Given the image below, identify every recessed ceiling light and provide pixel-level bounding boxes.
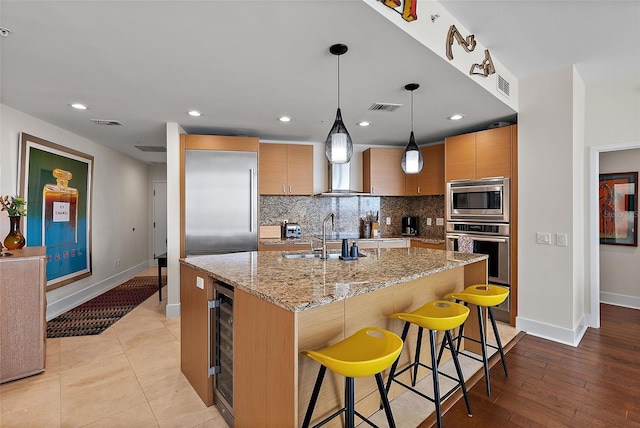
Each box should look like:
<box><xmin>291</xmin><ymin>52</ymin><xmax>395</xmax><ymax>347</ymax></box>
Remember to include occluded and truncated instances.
<box><xmin>278</xmin><ymin>116</ymin><xmax>292</xmax><ymax>122</ymax></box>
<box><xmin>448</xmin><ymin>114</ymin><xmax>465</xmax><ymax>121</ymax></box>
<box><xmin>70</xmin><ymin>103</ymin><xmax>88</xmax><ymax>110</ymax></box>
<box><xmin>357</xmin><ymin>121</ymin><xmax>372</xmax><ymax>127</ymax></box>
<box><xmin>187</xmin><ymin>110</ymin><xmax>202</xmax><ymax>117</ymax></box>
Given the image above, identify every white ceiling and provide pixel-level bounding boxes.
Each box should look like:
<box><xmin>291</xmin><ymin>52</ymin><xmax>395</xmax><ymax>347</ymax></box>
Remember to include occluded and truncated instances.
<box><xmin>1</xmin><ymin>1</ymin><xmax>638</xmax><ymax>164</ymax></box>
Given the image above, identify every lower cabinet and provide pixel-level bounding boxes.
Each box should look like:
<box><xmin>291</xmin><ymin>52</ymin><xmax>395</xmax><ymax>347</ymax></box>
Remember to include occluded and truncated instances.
<box><xmin>0</xmin><ymin>247</ymin><xmax>47</xmax><ymax>384</ymax></box>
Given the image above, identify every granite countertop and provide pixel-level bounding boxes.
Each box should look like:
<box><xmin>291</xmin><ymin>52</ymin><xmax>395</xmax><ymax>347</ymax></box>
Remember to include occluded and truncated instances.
<box><xmin>259</xmin><ymin>236</ymin><xmax>444</xmax><ymax>244</ymax></box>
<box><xmin>180</xmin><ymin>248</ymin><xmax>485</xmax><ymax>312</ymax></box>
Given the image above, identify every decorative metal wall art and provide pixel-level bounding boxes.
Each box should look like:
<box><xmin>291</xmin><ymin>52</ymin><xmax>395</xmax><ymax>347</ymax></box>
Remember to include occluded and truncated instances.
<box><xmin>470</xmin><ymin>49</ymin><xmax>496</xmax><ymax>77</ymax></box>
<box><xmin>382</xmin><ymin>0</ymin><xmax>417</xmax><ymax>22</ymax></box>
<box><xmin>446</xmin><ymin>25</ymin><xmax>476</xmax><ymax>60</ymax></box>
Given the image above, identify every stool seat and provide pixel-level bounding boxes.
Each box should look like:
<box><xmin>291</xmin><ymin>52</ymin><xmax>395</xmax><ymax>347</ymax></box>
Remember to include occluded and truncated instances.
<box><xmin>445</xmin><ymin>284</ymin><xmax>509</xmax><ymax>307</ymax></box>
<box><xmin>441</xmin><ymin>284</ymin><xmax>510</xmax><ymax>396</ymax></box>
<box><xmin>391</xmin><ymin>300</ymin><xmax>470</xmax><ymax>332</ymax></box>
<box><xmin>302</xmin><ymin>327</ymin><xmax>403</xmax><ymax>378</ymax></box>
<box><xmin>302</xmin><ymin>327</ymin><xmax>403</xmax><ymax>428</ymax></box>
<box><xmin>386</xmin><ymin>300</ymin><xmax>472</xmax><ymax>428</ymax></box>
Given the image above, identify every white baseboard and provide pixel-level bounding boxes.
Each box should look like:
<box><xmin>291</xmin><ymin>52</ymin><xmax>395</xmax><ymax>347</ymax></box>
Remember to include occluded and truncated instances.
<box><xmin>515</xmin><ymin>313</ymin><xmax>588</xmax><ymax>347</ymax></box>
<box><xmin>600</xmin><ymin>291</ymin><xmax>640</xmax><ymax>310</ymax></box>
<box><xmin>166</xmin><ymin>303</ymin><xmax>180</xmax><ymax>318</ymax></box>
<box><xmin>46</xmin><ymin>261</ymin><xmax>149</xmax><ymax>321</ymax></box>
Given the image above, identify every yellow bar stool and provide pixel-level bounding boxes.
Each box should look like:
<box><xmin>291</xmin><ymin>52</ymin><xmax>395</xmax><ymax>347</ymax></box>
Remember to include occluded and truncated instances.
<box><xmin>301</xmin><ymin>327</ymin><xmax>403</xmax><ymax>428</ymax></box>
<box><xmin>385</xmin><ymin>300</ymin><xmax>472</xmax><ymax>428</ymax></box>
<box><xmin>440</xmin><ymin>284</ymin><xmax>509</xmax><ymax>396</ymax></box>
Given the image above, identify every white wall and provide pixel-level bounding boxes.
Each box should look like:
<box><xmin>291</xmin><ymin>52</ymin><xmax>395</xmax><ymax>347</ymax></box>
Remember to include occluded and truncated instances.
<box><xmin>0</xmin><ymin>104</ymin><xmax>151</xmax><ymax>319</ymax></box>
<box><xmin>517</xmin><ymin>66</ymin><xmax>587</xmax><ymax>345</ymax></box>
<box><xmin>148</xmin><ymin>163</ymin><xmax>167</xmax><ymax>264</ymax></box>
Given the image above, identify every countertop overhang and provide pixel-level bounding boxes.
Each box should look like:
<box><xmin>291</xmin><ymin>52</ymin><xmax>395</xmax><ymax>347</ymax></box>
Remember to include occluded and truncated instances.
<box><xmin>180</xmin><ymin>248</ymin><xmax>486</xmax><ymax>312</ymax></box>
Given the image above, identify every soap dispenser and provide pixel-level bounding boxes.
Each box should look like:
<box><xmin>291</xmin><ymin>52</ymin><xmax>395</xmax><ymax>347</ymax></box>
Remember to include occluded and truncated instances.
<box><xmin>350</xmin><ymin>241</ymin><xmax>359</xmax><ymax>258</ymax></box>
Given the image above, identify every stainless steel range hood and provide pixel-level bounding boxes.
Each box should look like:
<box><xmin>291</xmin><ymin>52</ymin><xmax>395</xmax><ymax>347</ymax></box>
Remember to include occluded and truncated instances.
<box><xmin>318</xmin><ymin>162</ymin><xmax>370</xmax><ymax>196</ymax></box>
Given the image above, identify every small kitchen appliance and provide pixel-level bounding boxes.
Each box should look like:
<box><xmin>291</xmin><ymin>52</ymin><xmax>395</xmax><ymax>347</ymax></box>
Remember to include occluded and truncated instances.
<box><xmin>283</xmin><ymin>222</ymin><xmax>301</xmax><ymax>238</ymax></box>
<box><xmin>402</xmin><ymin>216</ymin><xmax>419</xmax><ymax>236</ymax></box>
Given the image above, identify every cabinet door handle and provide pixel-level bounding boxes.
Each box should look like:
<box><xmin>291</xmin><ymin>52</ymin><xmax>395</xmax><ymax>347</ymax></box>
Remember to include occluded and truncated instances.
<box><xmin>282</xmin><ymin>185</ymin><xmax>286</xmax><ymax>193</ymax></box>
<box><xmin>372</xmin><ymin>186</ymin><xmax>375</xmax><ymax>194</ymax></box>
<box><xmin>289</xmin><ymin>185</ymin><xmax>292</xmax><ymax>193</ymax></box>
<box><xmin>417</xmin><ymin>186</ymin><xmax>421</xmax><ymax>194</ymax></box>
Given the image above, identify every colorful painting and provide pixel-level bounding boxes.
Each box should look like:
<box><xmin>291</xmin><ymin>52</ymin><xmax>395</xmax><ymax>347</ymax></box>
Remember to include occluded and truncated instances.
<box><xmin>19</xmin><ymin>133</ymin><xmax>93</xmax><ymax>290</ymax></box>
<box><xmin>599</xmin><ymin>172</ymin><xmax>637</xmax><ymax>246</ymax></box>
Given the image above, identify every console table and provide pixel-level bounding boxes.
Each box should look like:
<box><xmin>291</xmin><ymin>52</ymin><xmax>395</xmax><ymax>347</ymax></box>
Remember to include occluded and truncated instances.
<box><xmin>0</xmin><ymin>246</ymin><xmax>47</xmax><ymax>383</ymax></box>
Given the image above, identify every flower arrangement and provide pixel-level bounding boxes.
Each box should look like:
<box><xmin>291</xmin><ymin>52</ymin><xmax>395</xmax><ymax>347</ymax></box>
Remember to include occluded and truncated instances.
<box><xmin>0</xmin><ymin>195</ymin><xmax>27</xmax><ymax>216</ymax></box>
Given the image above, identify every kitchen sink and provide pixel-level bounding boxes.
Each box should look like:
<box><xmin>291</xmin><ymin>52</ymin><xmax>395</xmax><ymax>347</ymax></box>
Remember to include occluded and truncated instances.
<box><xmin>282</xmin><ymin>251</ymin><xmax>365</xmax><ymax>260</ymax></box>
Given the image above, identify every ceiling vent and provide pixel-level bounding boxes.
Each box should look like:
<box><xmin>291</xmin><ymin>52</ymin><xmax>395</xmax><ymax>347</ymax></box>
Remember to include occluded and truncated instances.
<box><xmin>497</xmin><ymin>74</ymin><xmax>510</xmax><ymax>98</ymax></box>
<box><xmin>368</xmin><ymin>102</ymin><xmax>402</xmax><ymax>112</ymax></box>
<box><xmin>135</xmin><ymin>145</ymin><xmax>166</xmax><ymax>152</ymax></box>
<box><xmin>91</xmin><ymin>119</ymin><xmax>124</xmax><ymax>126</ymax></box>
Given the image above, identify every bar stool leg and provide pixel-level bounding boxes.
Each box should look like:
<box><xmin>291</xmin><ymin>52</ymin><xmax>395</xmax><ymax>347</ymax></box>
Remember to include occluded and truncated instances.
<box><xmin>385</xmin><ymin>322</ymin><xmax>410</xmax><ymax>394</ymax></box>
<box><xmin>375</xmin><ymin>373</ymin><xmax>396</xmax><ymax>428</ymax></box>
<box><xmin>445</xmin><ymin>330</ymin><xmax>472</xmax><ymax>416</ymax></box>
<box><xmin>345</xmin><ymin>377</ymin><xmax>355</xmax><ymax>428</ymax></box>
<box><xmin>413</xmin><ymin>327</ymin><xmax>424</xmax><ymax>386</ymax></box>
<box><xmin>302</xmin><ymin>366</ymin><xmax>327</xmax><ymax>428</ymax></box>
<box><xmin>429</xmin><ymin>330</ymin><xmax>443</xmax><ymax>428</ymax></box>
<box><xmin>476</xmin><ymin>305</ymin><xmax>492</xmax><ymax>396</ymax></box>
<box><xmin>488</xmin><ymin>307</ymin><xmax>509</xmax><ymax>376</ymax></box>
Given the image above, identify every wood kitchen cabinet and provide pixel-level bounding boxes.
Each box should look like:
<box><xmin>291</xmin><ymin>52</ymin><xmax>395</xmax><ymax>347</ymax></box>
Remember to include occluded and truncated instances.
<box><xmin>405</xmin><ymin>144</ymin><xmax>445</xmax><ymax>195</ymax></box>
<box><xmin>0</xmin><ymin>247</ymin><xmax>47</xmax><ymax>384</ymax></box>
<box><xmin>362</xmin><ymin>148</ymin><xmax>405</xmax><ymax>196</ymax></box>
<box><xmin>259</xmin><ymin>143</ymin><xmax>313</xmax><ymax>195</ymax></box>
<box><xmin>445</xmin><ymin>125</ymin><xmax>514</xmax><ymax>181</ymax></box>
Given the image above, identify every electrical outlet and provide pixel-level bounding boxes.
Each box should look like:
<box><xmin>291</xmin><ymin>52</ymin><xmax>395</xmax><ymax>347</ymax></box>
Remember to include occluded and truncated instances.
<box><xmin>436</xmin><ymin>218</ymin><xmax>444</xmax><ymax>226</ymax></box>
<box><xmin>427</xmin><ymin>218</ymin><xmax>432</xmax><ymax>226</ymax></box>
<box><xmin>196</xmin><ymin>276</ymin><xmax>204</xmax><ymax>289</ymax></box>
<box><xmin>386</xmin><ymin>217</ymin><xmax>391</xmax><ymax>225</ymax></box>
<box><xmin>557</xmin><ymin>233</ymin><xmax>568</xmax><ymax>247</ymax></box>
<box><xmin>113</xmin><ymin>259</ymin><xmax>121</xmax><ymax>268</ymax></box>
<box><xmin>536</xmin><ymin>232</ymin><xmax>551</xmax><ymax>245</ymax></box>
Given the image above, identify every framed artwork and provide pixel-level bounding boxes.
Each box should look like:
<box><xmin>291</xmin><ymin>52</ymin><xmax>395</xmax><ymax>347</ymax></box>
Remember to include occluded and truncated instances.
<box><xmin>599</xmin><ymin>171</ymin><xmax>637</xmax><ymax>246</ymax></box>
<box><xmin>19</xmin><ymin>133</ymin><xmax>93</xmax><ymax>290</ymax></box>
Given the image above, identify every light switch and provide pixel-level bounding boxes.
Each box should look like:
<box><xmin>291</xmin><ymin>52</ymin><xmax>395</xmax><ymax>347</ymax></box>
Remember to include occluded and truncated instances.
<box><xmin>427</xmin><ymin>218</ymin><xmax>432</xmax><ymax>226</ymax></box>
<box><xmin>196</xmin><ymin>276</ymin><xmax>204</xmax><ymax>289</ymax></box>
<box><xmin>436</xmin><ymin>218</ymin><xmax>444</xmax><ymax>226</ymax></box>
<box><xmin>557</xmin><ymin>233</ymin><xmax>568</xmax><ymax>247</ymax></box>
<box><xmin>536</xmin><ymin>232</ymin><xmax>551</xmax><ymax>245</ymax></box>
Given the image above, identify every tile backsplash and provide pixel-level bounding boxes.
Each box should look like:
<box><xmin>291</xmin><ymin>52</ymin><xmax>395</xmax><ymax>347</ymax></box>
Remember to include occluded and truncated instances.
<box><xmin>260</xmin><ymin>195</ymin><xmax>444</xmax><ymax>239</ymax></box>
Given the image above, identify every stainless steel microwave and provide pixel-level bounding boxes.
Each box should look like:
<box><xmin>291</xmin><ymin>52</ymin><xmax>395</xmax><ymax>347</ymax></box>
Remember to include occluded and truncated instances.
<box><xmin>446</xmin><ymin>178</ymin><xmax>510</xmax><ymax>222</ymax></box>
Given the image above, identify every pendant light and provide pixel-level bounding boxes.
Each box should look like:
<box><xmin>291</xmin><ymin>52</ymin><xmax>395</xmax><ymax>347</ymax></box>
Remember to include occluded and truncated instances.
<box><xmin>325</xmin><ymin>44</ymin><xmax>353</xmax><ymax>164</ymax></box>
<box><xmin>401</xmin><ymin>83</ymin><xmax>424</xmax><ymax>174</ymax></box>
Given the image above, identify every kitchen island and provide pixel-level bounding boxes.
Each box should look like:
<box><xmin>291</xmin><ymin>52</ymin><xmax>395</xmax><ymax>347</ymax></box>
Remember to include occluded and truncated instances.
<box><xmin>180</xmin><ymin>247</ymin><xmax>487</xmax><ymax>427</ymax></box>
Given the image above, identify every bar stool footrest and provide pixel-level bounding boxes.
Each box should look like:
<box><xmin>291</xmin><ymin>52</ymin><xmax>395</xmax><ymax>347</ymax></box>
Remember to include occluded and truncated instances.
<box><xmin>389</xmin><ymin>362</ymin><xmax>465</xmax><ymax>405</ymax></box>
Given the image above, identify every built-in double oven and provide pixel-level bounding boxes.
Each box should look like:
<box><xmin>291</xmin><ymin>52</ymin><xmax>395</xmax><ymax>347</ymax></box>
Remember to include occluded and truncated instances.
<box><xmin>446</xmin><ymin>178</ymin><xmax>511</xmax><ymax>322</ymax></box>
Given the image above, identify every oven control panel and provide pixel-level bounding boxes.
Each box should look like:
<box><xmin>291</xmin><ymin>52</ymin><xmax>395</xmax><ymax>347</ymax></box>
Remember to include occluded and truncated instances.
<box><xmin>447</xmin><ymin>222</ymin><xmax>509</xmax><ymax>236</ymax></box>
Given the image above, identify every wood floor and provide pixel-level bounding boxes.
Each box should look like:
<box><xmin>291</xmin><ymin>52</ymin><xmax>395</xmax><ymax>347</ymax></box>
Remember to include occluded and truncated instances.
<box><xmin>436</xmin><ymin>304</ymin><xmax>640</xmax><ymax>427</ymax></box>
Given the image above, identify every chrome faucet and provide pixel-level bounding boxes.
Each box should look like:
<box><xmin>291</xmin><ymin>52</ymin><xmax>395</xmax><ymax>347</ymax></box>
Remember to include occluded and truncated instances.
<box><xmin>320</xmin><ymin>212</ymin><xmax>335</xmax><ymax>259</ymax></box>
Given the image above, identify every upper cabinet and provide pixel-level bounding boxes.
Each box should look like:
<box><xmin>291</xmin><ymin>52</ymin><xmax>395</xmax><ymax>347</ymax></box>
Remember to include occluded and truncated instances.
<box><xmin>445</xmin><ymin>125</ymin><xmax>515</xmax><ymax>181</ymax></box>
<box><xmin>363</xmin><ymin>148</ymin><xmax>405</xmax><ymax>196</ymax></box>
<box><xmin>405</xmin><ymin>144</ymin><xmax>445</xmax><ymax>196</ymax></box>
<box><xmin>259</xmin><ymin>143</ymin><xmax>313</xmax><ymax>195</ymax></box>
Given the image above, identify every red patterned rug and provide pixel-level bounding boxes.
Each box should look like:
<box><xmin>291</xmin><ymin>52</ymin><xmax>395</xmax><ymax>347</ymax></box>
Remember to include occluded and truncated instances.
<box><xmin>46</xmin><ymin>276</ymin><xmax>164</xmax><ymax>338</ymax></box>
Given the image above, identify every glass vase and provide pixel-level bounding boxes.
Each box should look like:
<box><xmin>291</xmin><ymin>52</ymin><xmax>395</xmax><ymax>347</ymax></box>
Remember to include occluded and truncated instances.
<box><xmin>4</xmin><ymin>215</ymin><xmax>26</xmax><ymax>250</ymax></box>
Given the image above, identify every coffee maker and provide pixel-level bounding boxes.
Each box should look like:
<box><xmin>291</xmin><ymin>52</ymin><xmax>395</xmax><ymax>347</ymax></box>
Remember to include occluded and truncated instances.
<box><xmin>402</xmin><ymin>216</ymin><xmax>418</xmax><ymax>236</ymax></box>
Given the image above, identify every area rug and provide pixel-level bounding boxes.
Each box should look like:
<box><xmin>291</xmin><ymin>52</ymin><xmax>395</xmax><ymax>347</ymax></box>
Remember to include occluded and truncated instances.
<box><xmin>46</xmin><ymin>276</ymin><xmax>164</xmax><ymax>338</ymax></box>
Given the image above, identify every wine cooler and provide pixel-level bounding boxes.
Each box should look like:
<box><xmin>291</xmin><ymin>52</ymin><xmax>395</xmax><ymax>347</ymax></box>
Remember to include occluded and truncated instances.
<box><xmin>213</xmin><ymin>282</ymin><xmax>234</xmax><ymax>427</ymax></box>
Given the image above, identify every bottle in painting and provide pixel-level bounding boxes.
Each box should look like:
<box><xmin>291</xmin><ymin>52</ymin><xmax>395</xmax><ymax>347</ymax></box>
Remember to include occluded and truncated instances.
<box><xmin>42</xmin><ymin>168</ymin><xmax>78</xmax><ymax>246</ymax></box>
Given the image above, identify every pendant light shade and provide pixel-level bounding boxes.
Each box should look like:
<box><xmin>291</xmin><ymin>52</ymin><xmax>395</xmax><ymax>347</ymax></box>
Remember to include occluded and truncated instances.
<box><xmin>325</xmin><ymin>44</ymin><xmax>353</xmax><ymax>164</ymax></box>
<box><xmin>401</xmin><ymin>83</ymin><xmax>424</xmax><ymax>174</ymax></box>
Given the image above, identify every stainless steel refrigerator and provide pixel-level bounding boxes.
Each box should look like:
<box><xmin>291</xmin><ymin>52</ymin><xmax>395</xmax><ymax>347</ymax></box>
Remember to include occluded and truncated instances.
<box><xmin>184</xmin><ymin>149</ymin><xmax>258</xmax><ymax>255</ymax></box>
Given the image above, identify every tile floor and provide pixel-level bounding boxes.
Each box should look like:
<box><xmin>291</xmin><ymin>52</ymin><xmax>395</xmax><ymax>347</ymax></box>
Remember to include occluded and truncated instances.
<box><xmin>0</xmin><ymin>267</ymin><xmax>518</xmax><ymax>428</ymax></box>
<box><xmin>0</xmin><ymin>268</ymin><xmax>227</xmax><ymax>428</ymax></box>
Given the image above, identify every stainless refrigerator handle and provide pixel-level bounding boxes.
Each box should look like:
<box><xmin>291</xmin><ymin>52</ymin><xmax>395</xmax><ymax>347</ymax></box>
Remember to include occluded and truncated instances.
<box><xmin>250</xmin><ymin>168</ymin><xmax>255</xmax><ymax>233</ymax></box>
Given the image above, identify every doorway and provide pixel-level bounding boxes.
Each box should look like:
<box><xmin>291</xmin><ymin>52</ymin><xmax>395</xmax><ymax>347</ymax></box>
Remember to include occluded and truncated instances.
<box><xmin>590</xmin><ymin>141</ymin><xmax>640</xmax><ymax>329</ymax></box>
<box><xmin>153</xmin><ymin>181</ymin><xmax>167</xmax><ymax>258</ymax></box>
